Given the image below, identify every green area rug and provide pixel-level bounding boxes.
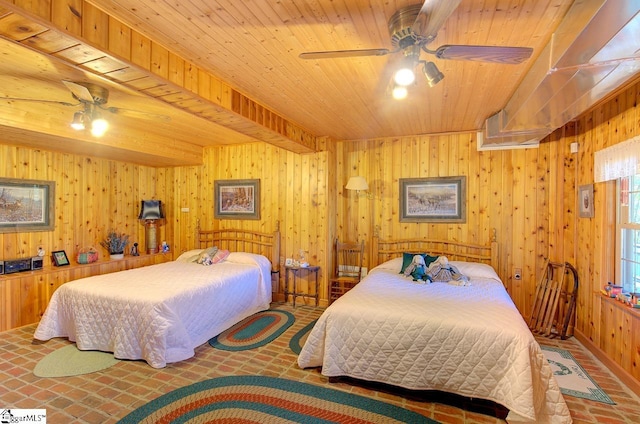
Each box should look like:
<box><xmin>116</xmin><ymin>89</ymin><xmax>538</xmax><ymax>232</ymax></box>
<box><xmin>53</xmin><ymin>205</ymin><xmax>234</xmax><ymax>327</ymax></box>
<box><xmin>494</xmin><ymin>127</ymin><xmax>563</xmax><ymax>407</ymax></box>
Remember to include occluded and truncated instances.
<box><xmin>34</xmin><ymin>344</ymin><xmax>119</xmax><ymax>377</ymax></box>
<box><xmin>208</xmin><ymin>309</ymin><xmax>294</xmax><ymax>351</ymax></box>
<box><xmin>541</xmin><ymin>345</ymin><xmax>615</xmax><ymax>404</ymax></box>
<box><xmin>289</xmin><ymin>319</ymin><xmax>317</xmax><ymax>354</ymax></box>
<box><xmin>116</xmin><ymin>375</ymin><xmax>439</xmax><ymax>423</ymax></box>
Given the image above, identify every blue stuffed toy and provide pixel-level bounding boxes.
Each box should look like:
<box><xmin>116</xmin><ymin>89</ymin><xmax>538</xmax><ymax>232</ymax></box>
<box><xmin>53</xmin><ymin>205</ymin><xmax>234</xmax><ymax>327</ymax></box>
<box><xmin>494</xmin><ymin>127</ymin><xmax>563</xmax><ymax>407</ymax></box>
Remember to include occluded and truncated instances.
<box><xmin>403</xmin><ymin>254</ymin><xmax>431</xmax><ymax>282</ymax></box>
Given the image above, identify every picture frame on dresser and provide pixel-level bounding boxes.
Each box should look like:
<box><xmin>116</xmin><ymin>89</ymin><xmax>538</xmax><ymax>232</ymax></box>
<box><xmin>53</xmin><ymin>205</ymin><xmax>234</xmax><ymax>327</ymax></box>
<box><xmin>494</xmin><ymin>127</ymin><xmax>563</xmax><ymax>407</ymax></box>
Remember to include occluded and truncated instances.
<box><xmin>52</xmin><ymin>250</ymin><xmax>69</xmax><ymax>267</ymax></box>
<box><xmin>0</xmin><ymin>177</ymin><xmax>55</xmax><ymax>233</ymax></box>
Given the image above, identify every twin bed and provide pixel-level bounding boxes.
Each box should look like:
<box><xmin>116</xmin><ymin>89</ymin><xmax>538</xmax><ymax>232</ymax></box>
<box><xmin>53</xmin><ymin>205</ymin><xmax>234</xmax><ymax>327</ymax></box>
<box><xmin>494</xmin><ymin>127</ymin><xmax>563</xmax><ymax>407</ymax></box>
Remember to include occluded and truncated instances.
<box><xmin>298</xmin><ymin>233</ymin><xmax>572</xmax><ymax>424</ymax></box>
<box><xmin>34</xmin><ymin>225</ymin><xmax>280</xmax><ymax>369</ymax></box>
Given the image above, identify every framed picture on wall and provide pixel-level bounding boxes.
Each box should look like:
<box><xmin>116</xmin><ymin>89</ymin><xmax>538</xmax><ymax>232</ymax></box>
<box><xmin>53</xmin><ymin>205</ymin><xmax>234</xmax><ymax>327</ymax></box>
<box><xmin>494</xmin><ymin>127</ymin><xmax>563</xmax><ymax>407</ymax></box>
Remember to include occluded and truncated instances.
<box><xmin>579</xmin><ymin>184</ymin><xmax>594</xmax><ymax>218</ymax></box>
<box><xmin>0</xmin><ymin>177</ymin><xmax>55</xmax><ymax>233</ymax></box>
<box><xmin>214</xmin><ymin>179</ymin><xmax>260</xmax><ymax>220</ymax></box>
<box><xmin>399</xmin><ymin>176</ymin><xmax>467</xmax><ymax>223</ymax></box>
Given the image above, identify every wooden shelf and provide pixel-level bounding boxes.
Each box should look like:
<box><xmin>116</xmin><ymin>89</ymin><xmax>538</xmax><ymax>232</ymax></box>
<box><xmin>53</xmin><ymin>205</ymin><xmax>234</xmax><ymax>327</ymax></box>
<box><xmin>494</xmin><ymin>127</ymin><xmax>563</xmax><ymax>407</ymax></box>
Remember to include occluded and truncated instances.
<box><xmin>0</xmin><ymin>252</ymin><xmax>171</xmax><ymax>332</ymax></box>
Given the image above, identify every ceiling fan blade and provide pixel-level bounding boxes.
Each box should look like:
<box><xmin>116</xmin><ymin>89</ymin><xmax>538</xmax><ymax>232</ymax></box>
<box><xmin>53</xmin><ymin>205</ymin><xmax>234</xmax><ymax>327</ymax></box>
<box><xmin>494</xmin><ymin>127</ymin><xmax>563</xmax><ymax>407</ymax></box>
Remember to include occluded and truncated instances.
<box><xmin>62</xmin><ymin>80</ymin><xmax>95</xmax><ymax>103</ymax></box>
<box><xmin>0</xmin><ymin>96</ymin><xmax>77</xmax><ymax>107</ymax></box>
<box><xmin>412</xmin><ymin>0</ymin><xmax>462</xmax><ymax>42</ymax></box>
<box><xmin>434</xmin><ymin>45</ymin><xmax>534</xmax><ymax>64</ymax></box>
<box><xmin>101</xmin><ymin>105</ymin><xmax>171</xmax><ymax>123</ymax></box>
<box><xmin>299</xmin><ymin>48</ymin><xmax>391</xmax><ymax>60</ymax></box>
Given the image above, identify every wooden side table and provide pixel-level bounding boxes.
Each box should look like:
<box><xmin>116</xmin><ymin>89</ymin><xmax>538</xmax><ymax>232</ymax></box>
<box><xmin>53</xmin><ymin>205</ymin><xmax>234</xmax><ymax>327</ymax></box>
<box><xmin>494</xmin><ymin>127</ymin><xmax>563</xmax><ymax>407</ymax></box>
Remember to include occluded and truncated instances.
<box><xmin>284</xmin><ymin>265</ymin><xmax>320</xmax><ymax>307</ymax></box>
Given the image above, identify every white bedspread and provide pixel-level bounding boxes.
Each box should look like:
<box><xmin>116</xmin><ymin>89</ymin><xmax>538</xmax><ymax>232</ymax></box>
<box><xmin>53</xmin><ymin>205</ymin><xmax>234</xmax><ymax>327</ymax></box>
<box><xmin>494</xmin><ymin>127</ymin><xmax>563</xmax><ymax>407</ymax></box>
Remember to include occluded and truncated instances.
<box><xmin>298</xmin><ymin>259</ymin><xmax>571</xmax><ymax>423</ymax></box>
<box><xmin>34</xmin><ymin>252</ymin><xmax>272</xmax><ymax>368</ymax></box>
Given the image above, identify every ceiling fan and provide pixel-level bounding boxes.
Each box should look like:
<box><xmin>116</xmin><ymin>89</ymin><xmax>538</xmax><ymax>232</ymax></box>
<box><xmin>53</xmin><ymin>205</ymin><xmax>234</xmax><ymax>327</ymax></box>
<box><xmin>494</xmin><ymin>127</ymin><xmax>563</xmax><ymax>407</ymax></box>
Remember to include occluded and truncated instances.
<box><xmin>0</xmin><ymin>80</ymin><xmax>171</xmax><ymax>136</ymax></box>
<box><xmin>299</xmin><ymin>1</ymin><xmax>533</xmax><ymax>97</ymax></box>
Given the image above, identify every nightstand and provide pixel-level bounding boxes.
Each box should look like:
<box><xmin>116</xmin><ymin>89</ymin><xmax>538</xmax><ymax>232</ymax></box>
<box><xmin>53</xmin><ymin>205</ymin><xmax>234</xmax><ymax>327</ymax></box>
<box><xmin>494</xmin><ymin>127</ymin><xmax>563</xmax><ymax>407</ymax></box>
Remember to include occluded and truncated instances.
<box><xmin>284</xmin><ymin>265</ymin><xmax>320</xmax><ymax>307</ymax></box>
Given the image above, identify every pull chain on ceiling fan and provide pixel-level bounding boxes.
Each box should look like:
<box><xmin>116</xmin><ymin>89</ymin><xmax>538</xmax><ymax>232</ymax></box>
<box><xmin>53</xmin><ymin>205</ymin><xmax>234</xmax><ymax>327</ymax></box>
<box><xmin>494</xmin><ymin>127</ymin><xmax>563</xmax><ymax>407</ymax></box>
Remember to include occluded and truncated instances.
<box><xmin>299</xmin><ymin>1</ymin><xmax>533</xmax><ymax>99</ymax></box>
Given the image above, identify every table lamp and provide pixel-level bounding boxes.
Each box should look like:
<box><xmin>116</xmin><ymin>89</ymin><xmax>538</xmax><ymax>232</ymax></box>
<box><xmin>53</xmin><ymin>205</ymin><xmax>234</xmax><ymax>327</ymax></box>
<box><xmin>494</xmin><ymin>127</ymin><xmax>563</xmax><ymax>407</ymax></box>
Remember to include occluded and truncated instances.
<box><xmin>138</xmin><ymin>200</ymin><xmax>164</xmax><ymax>253</ymax></box>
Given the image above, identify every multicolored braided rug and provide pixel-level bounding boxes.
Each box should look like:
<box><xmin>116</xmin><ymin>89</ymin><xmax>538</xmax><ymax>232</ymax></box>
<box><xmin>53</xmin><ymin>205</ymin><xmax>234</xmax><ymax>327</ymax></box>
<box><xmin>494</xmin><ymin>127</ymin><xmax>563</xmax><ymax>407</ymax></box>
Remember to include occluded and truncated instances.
<box><xmin>208</xmin><ymin>309</ymin><xmax>295</xmax><ymax>351</ymax></box>
<box><xmin>116</xmin><ymin>375</ymin><xmax>439</xmax><ymax>423</ymax></box>
<box><xmin>289</xmin><ymin>319</ymin><xmax>318</xmax><ymax>354</ymax></box>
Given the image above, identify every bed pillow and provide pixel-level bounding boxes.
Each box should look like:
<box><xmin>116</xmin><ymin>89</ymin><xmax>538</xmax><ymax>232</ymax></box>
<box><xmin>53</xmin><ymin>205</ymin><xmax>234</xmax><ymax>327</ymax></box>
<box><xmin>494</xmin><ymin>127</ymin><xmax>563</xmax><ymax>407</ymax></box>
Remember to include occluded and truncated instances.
<box><xmin>175</xmin><ymin>249</ymin><xmax>204</xmax><ymax>262</ymax></box>
<box><xmin>375</xmin><ymin>257</ymin><xmax>404</xmax><ymax>271</ymax></box>
<box><xmin>449</xmin><ymin>260</ymin><xmax>501</xmax><ymax>281</ymax></box>
<box><xmin>211</xmin><ymin>249</ymin><xmax>230</xmax><ymax>264</ymax></box>
<box><xmin>399</xmin><ymin>252</ymin><xmax>439</xmax><ymax>274</ymax></box>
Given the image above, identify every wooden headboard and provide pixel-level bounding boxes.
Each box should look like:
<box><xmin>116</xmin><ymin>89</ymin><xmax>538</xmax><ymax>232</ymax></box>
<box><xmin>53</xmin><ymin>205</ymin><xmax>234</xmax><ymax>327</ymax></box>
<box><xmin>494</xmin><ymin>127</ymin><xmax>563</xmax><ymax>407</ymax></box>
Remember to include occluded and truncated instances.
<box><xmin>195</xmin><ymin>221</ymin><xmax>281</xmax><ymax>269</ymax></box>
<box><xmin>371</xmin><ymin>228</ymin><xmax>498</xmax><ymax>270</ymax></box>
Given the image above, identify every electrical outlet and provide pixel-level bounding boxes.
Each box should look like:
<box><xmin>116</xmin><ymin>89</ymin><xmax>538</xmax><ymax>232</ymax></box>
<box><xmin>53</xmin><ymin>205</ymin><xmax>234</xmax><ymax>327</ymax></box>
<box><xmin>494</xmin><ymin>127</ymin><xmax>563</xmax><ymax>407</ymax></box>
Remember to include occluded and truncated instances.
<box><xmin>279</xmin><ymin>256</ymin><xmax>285</xmax><ymax>266</ymax></box>
<box><xmin>514</xmin><ymin>267</ymin><xmax>522</xmax><ymax>280</ymax></box>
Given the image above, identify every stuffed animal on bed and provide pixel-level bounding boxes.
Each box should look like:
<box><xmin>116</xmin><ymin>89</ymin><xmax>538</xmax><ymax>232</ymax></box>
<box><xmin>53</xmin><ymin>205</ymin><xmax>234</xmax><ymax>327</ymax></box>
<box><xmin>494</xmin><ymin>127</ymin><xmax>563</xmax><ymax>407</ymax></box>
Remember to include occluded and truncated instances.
<box><xmin>426</xmin><ymin>256</ymin><xmax>470</xmax><ymax>286</ymax></box>
<box><xmin>403</xmin><ymin>254</ymin><xmax>431</xmax><ymax>282</ymax></box>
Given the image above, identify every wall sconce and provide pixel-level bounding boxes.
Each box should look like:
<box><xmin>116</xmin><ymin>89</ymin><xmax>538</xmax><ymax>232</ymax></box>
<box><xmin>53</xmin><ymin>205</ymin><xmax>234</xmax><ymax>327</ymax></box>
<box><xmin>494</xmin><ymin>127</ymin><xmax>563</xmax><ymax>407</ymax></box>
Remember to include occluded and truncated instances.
<box><xmin>138</xmin><ymin>200</ymin><xmax>164</xmax><ymax>254</ymax></box>
<box><xmin>346</xmin><ymin>176</ymin><xmax>373</xmax><ymax>199</ymax></box>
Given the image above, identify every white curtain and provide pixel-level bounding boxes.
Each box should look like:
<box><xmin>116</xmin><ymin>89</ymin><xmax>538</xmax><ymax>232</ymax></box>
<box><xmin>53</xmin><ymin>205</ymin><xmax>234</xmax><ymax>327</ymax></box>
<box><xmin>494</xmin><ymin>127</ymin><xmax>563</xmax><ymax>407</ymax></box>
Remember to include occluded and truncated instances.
<box><xmin>594</xmin><ymin>135</ymin><xmax>640</xmax><ymax>182</ymax></box>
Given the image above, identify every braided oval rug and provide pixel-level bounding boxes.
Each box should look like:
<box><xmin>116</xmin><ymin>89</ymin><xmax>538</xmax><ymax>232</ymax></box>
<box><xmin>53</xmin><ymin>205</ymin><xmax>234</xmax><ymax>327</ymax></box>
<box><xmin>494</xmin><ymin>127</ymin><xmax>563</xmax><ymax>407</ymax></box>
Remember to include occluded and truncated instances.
<box><xmin>116</xmin><ymin>375</ymin><xmax>438</xmax><ymax>423</ymax></box>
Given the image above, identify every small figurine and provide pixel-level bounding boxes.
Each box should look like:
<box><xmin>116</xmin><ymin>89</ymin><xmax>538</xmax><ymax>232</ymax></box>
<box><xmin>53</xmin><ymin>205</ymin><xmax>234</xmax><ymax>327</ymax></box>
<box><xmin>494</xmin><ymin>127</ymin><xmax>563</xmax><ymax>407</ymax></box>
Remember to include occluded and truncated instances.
<box><xmin>161</xmin><ymin>241</ymin><xmax>170</xmax><ymax>253</ymax></box>
<box><xmin>131</xmin><ymin>242</ymin><xmax>139</xmax><ymax>256</ymax></box>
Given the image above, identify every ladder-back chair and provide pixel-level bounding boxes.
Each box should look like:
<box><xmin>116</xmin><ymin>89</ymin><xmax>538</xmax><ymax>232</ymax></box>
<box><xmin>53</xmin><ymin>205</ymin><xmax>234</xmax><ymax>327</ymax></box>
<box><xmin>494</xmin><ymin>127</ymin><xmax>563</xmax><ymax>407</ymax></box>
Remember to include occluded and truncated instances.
<box><xmin>329</xmin><ymin>239</ymin><xmax>364</xmax><ymax>304</ymax></box>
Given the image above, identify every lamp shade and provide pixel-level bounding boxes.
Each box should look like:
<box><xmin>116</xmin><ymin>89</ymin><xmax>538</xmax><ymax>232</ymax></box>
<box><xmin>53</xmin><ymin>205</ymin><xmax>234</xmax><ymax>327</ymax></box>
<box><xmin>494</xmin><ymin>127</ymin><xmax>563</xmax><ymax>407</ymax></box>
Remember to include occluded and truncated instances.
<box><xmin>345</xmin><ymin>176</ymin><xmax>369</xmax><ymax>191</ymax></box>
<box><xmin>138</xmin><ymin>200</ymin><xmax>164</xmax><ymax>220</ymax></box>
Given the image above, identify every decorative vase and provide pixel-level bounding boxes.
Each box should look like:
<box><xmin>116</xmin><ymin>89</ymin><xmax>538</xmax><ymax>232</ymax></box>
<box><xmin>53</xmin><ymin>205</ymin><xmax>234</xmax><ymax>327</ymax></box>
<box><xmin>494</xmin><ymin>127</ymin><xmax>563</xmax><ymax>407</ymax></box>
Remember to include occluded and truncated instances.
<box><xmin>110</xmin><ymin>252</ymin><xmax>124</xmax><ymax>260</ymax></box>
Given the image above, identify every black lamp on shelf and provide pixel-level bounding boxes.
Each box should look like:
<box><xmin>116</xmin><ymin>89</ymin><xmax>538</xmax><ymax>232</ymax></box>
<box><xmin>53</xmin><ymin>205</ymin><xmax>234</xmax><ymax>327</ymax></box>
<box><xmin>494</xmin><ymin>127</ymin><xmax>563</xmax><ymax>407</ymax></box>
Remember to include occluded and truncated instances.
<box><xmin>138</xmin><ymin>200</ymin><xmax>164</xmax><ymax>254</ymax></box>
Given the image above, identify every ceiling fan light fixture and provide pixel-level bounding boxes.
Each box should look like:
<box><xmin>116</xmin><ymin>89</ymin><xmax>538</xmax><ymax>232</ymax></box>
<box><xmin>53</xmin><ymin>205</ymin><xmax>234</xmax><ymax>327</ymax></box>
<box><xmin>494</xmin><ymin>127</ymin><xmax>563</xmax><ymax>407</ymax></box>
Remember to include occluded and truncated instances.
<box><xmin>394</xmin><ymin>67</ymin><xmax>416</xmax><ymax>86</ymax></box>
<box><xmin>392</xmin><ymin>84</ymin><xmax>408</xmax><ymax>100</ymax></box>
<box><xmin>70</xmin><ymin>111</ymin><xmax>85</xmax><ymax>130</ymax></box>
<box><xmin>90</xmin><ymin>113</ymin><xmax>109</xmax><ymax>137</ymax></box>
<box><xmin>423</xmin><ymin>61</ymin><xmax>444</xmax><ymax>87</ymax></box>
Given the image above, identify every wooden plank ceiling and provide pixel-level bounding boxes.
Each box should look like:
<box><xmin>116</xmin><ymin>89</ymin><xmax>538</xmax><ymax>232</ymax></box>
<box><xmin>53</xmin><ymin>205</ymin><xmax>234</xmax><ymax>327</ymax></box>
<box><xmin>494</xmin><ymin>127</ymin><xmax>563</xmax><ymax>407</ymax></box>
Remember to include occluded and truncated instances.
<box><xmin>0</xmin><ymin>0</ymin><xmax>577</xmax><ymax>166</ymax></box>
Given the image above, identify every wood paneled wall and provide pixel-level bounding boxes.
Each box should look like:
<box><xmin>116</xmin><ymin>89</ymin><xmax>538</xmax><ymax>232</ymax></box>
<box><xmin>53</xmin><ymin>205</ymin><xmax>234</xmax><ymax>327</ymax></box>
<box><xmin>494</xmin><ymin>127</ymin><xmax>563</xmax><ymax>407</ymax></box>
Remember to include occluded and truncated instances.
<box><xmin>0</xmin><ymin>144</ymin><xmax>174</xmax><ymax>263</ymax></box>
<box><xmin>571</xmin><ymin>78</ymin><xmax>640</xmax><ymax>388</ymax></box>
<box><xmin>168</xmin><ymin>142</ymin><xmax>334</xmax><ymax>302</ymax></box>
<box><xmin>336</xmin><ymin>131</ymin><xmax>575</xmax><ymax>317</ymax></box>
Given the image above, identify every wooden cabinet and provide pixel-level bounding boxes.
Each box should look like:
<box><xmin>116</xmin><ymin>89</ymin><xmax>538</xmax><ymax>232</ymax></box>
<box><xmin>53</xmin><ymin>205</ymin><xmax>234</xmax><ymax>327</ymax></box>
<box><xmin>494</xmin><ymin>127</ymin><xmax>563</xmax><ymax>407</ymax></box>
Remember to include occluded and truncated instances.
<box><xmin>0</xmin><ymin>253</ymin><xmax>171</xmax><ymax>332</ymax></box>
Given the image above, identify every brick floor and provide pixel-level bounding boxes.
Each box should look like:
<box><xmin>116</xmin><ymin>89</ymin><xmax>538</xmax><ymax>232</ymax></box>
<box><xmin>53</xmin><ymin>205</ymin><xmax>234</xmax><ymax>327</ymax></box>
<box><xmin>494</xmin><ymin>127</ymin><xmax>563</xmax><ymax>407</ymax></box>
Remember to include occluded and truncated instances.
<box><xmin>0</xmin><ymin>302</ymin><xmax>638</xmax><ymax>423</ymax></box>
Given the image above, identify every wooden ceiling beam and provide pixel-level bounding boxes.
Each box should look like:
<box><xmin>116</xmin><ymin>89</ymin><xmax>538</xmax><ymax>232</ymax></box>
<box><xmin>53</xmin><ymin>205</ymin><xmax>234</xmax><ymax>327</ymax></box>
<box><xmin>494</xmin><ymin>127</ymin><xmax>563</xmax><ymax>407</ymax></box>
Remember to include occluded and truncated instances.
<box><xmin>0</xmin><ymin>0</ymin><xmax>317</xmax><ymax>156</ymax></box>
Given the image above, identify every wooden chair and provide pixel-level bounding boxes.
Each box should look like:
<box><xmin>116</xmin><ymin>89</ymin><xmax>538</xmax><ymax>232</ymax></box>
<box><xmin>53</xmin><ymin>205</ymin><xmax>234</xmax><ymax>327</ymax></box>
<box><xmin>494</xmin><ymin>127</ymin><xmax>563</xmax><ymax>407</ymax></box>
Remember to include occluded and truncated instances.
<box><xmin>329</xmin><ymin>239</ymin><xmax>364</xmax><ymax>304</ymax></box>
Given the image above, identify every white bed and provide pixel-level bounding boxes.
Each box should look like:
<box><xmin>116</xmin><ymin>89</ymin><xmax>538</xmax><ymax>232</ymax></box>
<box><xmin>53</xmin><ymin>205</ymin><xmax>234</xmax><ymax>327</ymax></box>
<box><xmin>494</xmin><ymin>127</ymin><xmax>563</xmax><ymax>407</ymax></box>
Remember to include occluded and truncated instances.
<box><xmin>298</xmin><ymin>234</ymin><xmax>571</xmax><ymax>424</ymax></box>
<box><xmin>34</xmin><ymin>225</ymin><xmax>280</xmax><ymax>368</ymax></box>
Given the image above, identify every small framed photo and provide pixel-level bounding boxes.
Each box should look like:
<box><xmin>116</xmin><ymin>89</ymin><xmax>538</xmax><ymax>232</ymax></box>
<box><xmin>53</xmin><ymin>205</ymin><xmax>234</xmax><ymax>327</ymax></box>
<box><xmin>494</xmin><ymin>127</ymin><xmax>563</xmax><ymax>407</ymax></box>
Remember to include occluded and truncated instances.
<box><xmin>579</xmin><ymin>184</ymin><xmax>594</xmax><ymax>218</ymax></box>
<box><xmin>52</xmin><ymin>250</ymin><xmax>70</xmax><ymax>267</ymax></box>
<box><xmin>285</xmin><ymin>258</ymin><xmax>294</xmax><ymax>267</ymax></box>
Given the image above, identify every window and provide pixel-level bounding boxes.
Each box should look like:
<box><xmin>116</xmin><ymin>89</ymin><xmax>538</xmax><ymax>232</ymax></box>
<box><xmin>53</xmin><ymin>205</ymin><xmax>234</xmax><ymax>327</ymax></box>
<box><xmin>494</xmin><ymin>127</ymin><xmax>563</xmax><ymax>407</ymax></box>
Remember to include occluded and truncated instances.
<box><xmin>617</xmin><ymin>174</ymin><xmax>640</xmax><ymax>294</ymax></box>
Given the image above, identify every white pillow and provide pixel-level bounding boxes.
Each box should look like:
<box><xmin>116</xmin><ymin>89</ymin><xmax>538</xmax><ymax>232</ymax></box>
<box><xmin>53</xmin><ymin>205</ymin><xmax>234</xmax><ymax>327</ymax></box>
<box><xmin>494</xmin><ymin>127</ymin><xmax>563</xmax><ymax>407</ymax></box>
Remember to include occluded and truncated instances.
<box><xmin>373</xmin><ymin>257</ymin><xmax>403</xmax><ymax>272</ymax></box>
<box><xmin>449</xmin><ymin>260</ymin><xmax>501</xmax><ymax>281</ymax></box>
<box><xmin>175</xmin><ymin>249</ymin><xmax>204</xmax><ymax>262</ymax></box>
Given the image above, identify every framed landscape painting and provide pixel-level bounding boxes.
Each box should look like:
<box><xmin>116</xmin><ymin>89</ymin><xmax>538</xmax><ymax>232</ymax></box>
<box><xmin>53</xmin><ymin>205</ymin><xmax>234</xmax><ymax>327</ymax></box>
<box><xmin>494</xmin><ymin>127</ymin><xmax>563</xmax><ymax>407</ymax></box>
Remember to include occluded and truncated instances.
<box><xmin>399</xmin><ymin>176</ymin><xmax>466</xmax><ymax>223</ymax></box>
<box><xmin>214</xmin><ymin>179</ymin><xmax>260</xmax><ymax>220</ymax></box>
<box><xmin>0</xmin><ymin>177</ymin><xmax>55</xmax><ymax>233</ymax></box>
